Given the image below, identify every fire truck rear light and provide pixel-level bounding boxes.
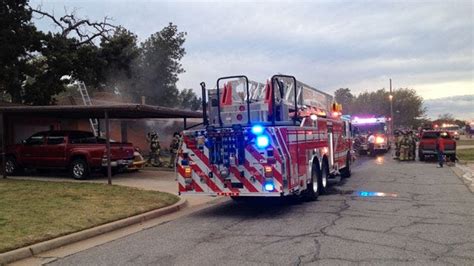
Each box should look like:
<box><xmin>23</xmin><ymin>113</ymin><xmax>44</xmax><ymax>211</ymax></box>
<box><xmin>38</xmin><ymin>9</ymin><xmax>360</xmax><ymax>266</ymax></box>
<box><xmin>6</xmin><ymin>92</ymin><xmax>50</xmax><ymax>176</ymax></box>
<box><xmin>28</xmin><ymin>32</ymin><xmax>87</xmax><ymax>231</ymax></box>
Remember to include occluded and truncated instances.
<box><xmin>264</xmin><ymin>180</ymin><xmax>274</xmax><ymax>191</ymax></box>
<box><xmin>256</xmin><ymin>135</ymin><xmax>270</xmax><ymax>148</ymax></box>
<box><xmin>181</xmin><ymin>159</ymin><xmax>189</xmax><ymax>165</ymax></box>
<box><xmin>264</xmin><ymin>166</ymin><xmax>273</xmax><ymax>177</ymax></box>
<box><xmin>184</xmin><ymin>167</ymin><xmax>192</xmax><ymax>178</ymax></box>
<box><xmin>236</xmin><ymin>114</ymin><xmax>243</xmax><ymax>121</ymax></box>
<box><xmin>251</xmin><ymin>125</ymin><xmax>265</xmax><ymax>135</ymax></box>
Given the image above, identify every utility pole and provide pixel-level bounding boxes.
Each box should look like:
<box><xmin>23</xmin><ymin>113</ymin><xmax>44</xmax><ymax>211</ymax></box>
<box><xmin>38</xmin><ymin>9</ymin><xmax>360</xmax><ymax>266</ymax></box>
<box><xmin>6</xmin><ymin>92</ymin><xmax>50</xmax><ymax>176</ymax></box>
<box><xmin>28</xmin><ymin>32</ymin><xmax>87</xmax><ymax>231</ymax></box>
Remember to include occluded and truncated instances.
<box><xmin>389</xmin><ymin>79</ymin><xmax>394</xmax><ymax>138</ymax></box>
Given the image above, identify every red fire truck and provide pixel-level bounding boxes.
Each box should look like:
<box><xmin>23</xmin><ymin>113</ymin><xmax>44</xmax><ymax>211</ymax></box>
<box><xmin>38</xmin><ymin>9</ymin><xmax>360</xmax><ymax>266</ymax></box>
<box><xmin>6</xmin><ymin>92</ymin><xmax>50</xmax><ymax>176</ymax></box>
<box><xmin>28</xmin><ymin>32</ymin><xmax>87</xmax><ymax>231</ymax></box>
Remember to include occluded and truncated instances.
<box><xmin>177</xmin><ymin>75</ymin><xmax>353</xmax><ymax>200</ymax></box>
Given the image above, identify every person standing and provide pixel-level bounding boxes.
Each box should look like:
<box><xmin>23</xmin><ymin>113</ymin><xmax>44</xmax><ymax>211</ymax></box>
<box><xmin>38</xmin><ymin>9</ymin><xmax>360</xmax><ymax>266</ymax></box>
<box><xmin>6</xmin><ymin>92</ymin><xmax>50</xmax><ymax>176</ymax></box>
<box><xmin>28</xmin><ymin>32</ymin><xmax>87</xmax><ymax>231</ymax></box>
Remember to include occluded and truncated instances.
<box><xmin>437</xmin><ymin>134</ymin><xmax>445</xmax><ymax>168</ymax></box>
<box><xmin>367</xmin><ymin>132</ymin><xmax>375</xmax><ymax>157</ymax></box>
<box><xmin>399</xmin><ymin>132</ymin><xmax>410</xmax><ymax>161</ymax></box>
<box><xmin>408</xmin><ymin>131</ymin><xmax>416</xmax><ymax>161</ymax></box>
<box><xmin>169</xmin><ymin>132</ymin><xmax>181</xmax><ymax>168</ymax></box>
<box><xmin>147</xmin><ymin>132</ymin><xmax>162</xmax><ymax>167</ymax></box>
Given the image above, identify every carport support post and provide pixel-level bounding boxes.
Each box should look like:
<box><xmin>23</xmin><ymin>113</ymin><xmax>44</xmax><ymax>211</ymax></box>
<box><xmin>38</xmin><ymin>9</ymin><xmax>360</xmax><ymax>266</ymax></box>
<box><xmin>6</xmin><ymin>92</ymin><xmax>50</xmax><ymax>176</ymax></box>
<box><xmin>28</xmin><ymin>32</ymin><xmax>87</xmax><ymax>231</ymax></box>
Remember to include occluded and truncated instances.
<box><xmin>105</xmin><ymin>111</ymin><xmax>112</xmax><ymax>185</ymax></box>
<box><xmin>183</xmin><ymin>117</ymin><xmax>187</xmax><ymax>130</ymax></box>
<box><xmin>1</xmin><ymin>112</ymin><xmax>5</xmax><ymax>178</ymax></box>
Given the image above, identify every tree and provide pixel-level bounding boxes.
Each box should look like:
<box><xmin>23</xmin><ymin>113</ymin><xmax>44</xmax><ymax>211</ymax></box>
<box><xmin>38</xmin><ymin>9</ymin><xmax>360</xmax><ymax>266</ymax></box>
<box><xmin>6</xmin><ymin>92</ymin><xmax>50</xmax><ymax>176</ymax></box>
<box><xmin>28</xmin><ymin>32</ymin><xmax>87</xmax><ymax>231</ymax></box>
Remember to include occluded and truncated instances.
<box><xmin>437</xmin><ymin>113</ymin><xmax>455</xmax><ymax>122</ymax></box>
<box><xmin>0</xmin><ymin>1</ymin><xmax>118</xmax><ymax>105</ymax></box>
<box><xmin>178</xmin><ymin>89</ymin><xmax>201</xmax><ymax>110</ymax></box>
<box><xmin>0</xmin><ymin>0</ymin><xmax>41</xmax><ymax>103</ymax></box>
<box><xmin>349</xmin><ymin>88</ymin><xmax>425</xmax><ymax>128</ymax></box>
<box><xmin>136</xmin><ymin>23</ymin><xmax>186</xmax><ymax>106</ymax></box>
<box><xmin>334</xmin><ymin>88</ymin><xmax>354</xmax><ymax>114</ymax></box>
<box><xmin>98</xmin><ymin>27</ymin><xmax>140</xmax><ymax>93</ymax></box>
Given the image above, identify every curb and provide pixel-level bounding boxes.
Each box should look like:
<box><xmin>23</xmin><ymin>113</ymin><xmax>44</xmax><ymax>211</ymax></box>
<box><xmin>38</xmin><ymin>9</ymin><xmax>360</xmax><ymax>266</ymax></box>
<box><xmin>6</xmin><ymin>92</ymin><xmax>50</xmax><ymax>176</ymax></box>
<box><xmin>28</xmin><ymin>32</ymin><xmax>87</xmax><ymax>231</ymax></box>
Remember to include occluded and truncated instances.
<box><xmin>0</xmin><ymin>198</ymin><xmax>187</xmax><ymax>265</ymax></box>
<box><xmin>451</xmin><ymin>164</ymin><xmax>474</xmax><ymax>193</ymax></box>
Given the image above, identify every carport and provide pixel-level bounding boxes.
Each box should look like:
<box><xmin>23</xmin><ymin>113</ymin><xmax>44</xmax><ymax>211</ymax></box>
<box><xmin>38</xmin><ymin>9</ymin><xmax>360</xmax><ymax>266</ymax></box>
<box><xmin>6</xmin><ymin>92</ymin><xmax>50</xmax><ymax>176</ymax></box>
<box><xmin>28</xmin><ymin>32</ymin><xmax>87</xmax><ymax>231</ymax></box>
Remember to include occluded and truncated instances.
<box><xmin>0</xmin><ymin>104</ymin><xmax>202</xmax><ymax>184</ymax></box>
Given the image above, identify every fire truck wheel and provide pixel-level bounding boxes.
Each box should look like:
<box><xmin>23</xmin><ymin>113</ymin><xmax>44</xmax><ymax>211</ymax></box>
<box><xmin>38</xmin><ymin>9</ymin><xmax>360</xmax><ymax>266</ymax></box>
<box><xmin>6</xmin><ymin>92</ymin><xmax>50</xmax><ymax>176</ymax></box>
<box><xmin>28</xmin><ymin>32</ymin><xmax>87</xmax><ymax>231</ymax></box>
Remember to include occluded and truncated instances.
<box><xmin>304</xmin><ymin>163</ymin><xmax>321</xmax><ymax>201</ymax></box>
<box><xmin>341</xmin><ymin>153</ymin><xmax>351</xmax><ymax>178</ymax></box>
<box><xmin>319</xmin><ymin>161</ymin><xmax>329</xmax><ymax>194</ymax></box>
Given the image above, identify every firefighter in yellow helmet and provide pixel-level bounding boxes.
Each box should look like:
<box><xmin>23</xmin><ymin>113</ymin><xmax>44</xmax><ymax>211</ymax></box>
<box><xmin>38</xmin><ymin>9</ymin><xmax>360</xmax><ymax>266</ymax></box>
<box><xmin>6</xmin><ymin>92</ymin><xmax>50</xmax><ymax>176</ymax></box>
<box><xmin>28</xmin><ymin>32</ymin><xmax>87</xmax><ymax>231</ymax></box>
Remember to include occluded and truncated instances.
<box><xmin>399</xmin><ymin>131</ymin><xmax>410</xmax><ymax>161</ymax></box>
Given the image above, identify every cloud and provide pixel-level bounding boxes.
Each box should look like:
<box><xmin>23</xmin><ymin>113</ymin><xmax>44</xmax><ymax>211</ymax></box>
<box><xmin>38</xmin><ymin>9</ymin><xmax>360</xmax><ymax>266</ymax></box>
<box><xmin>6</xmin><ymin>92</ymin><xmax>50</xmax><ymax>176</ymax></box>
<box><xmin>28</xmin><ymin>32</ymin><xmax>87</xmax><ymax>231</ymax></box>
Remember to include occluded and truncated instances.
<box><xmin>31</xmin><ymin>0</ymin><xmax>473</xmax><ymax>100</ymax></box>
<box><xmin>424</xmin><ymin>94</ymin><xmax>474</xmax><ymax>120</ymax></box>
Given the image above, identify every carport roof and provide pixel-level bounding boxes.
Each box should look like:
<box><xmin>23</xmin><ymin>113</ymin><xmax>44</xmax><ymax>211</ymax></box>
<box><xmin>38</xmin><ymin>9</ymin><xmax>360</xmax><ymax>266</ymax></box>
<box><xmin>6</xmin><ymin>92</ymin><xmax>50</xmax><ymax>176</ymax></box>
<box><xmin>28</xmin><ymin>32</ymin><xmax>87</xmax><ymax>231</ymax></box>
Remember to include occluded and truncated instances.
<box><xmin>0</xmin><ymin>104</ymin><xmax>202</xmax><ymax>119</ymax></box>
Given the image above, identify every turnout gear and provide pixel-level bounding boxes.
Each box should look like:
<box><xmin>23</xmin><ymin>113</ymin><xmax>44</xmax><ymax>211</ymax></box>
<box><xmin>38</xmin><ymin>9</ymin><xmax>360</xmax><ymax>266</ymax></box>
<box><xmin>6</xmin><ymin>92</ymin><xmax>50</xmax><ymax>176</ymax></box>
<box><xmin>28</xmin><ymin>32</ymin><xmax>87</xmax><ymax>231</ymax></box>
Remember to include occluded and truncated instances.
<box><xmin>399</xmin><ymin>133</ymin><xmax>410</xmax><ymax>161</ymax></box>
<box><xmin>147</xmin><ymin>132</ymin><xmax>162</xmax><ymax>167</ymax></box>
<box><xmin>169</xmin><ymin>132</ymin><xmax>181</xmax><ymax>168</ymax></box>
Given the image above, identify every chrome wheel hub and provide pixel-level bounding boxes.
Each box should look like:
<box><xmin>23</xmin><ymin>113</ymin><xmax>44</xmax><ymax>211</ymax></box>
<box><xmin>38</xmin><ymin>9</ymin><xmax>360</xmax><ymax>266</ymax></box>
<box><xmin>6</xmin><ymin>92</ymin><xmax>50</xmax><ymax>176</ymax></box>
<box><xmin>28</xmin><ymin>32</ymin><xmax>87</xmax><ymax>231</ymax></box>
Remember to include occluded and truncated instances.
<box><xmin>73</xmin><ymin>164</ymin><xmax>85</xmax><ymax>177</ymax></box>
<box><xmin>312</xmin><ymin>173</ymin><xmax>318</xmax><ymax>192</ymax></box>
<box><xmin>322</xmin><ymin>170</ymin><xmax>328</xmax><ymax>188</ymax></box>
<box><xmin>5</xmin><ymin>161</ymin><xmax>14</xmax><ymax>174</ymax></box>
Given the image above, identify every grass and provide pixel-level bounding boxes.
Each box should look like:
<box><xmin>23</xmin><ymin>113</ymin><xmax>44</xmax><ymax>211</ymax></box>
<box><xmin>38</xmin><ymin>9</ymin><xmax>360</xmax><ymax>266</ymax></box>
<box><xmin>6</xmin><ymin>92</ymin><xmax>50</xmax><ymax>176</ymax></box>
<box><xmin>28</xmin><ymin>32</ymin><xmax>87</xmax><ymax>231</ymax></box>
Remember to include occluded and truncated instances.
<box><xmin>0</xmin><ymin>179</ymin><xmax>179</xmax><ymax>253</ymax></box>
<box><xmin>457</xmin><ymin>148</ymin><xmax>474</xmax><ymax>162</ymax></box>
<box><xmin>457</xmin><ymin>139</ymin><xmax>474</xmax><ymax>146</ymax></box>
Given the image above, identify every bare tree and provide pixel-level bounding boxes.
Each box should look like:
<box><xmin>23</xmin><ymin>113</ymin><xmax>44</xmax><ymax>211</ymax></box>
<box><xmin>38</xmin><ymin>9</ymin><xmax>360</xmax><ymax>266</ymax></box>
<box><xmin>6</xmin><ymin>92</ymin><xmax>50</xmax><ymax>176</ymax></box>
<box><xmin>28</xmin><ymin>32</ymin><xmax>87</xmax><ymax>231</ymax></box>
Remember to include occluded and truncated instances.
<box><xmin>29</xmin><ymin>5</ymin><xmax>117</xmax><ymax>45</ymax></box>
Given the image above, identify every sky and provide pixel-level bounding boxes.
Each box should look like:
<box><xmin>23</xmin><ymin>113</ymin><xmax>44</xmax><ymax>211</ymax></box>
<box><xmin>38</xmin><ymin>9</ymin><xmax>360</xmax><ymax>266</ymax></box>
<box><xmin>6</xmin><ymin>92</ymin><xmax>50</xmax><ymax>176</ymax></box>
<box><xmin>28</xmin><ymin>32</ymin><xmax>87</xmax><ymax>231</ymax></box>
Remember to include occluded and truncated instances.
<box><xmin>30</xmin><ymin>0</ymin><xmax>473</xmax><ymax>119</ymax></box>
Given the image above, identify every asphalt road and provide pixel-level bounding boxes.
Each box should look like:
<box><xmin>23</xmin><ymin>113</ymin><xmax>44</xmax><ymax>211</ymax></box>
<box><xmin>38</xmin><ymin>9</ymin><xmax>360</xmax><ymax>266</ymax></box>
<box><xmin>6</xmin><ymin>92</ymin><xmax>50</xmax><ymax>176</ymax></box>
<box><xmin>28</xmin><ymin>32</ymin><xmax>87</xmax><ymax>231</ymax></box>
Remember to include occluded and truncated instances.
<box><xmin>50</xmin><ymin>153</ymin><xmax>474</xmax><ymax>265</ymax></box>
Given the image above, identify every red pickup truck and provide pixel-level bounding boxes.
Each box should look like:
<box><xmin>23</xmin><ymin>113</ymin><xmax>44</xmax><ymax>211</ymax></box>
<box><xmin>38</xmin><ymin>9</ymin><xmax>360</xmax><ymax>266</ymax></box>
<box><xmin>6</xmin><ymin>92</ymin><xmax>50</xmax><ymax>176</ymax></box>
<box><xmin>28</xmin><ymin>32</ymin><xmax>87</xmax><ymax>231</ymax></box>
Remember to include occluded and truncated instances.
<box><xmin>4</xmin><ymin>131</ymin><xmax>135</xmax><ymax>179</ymax></box>
<box><xmin>418</xmin><ymin>130</ymin><xmax>456</xmax><ymax>161</ymax></box>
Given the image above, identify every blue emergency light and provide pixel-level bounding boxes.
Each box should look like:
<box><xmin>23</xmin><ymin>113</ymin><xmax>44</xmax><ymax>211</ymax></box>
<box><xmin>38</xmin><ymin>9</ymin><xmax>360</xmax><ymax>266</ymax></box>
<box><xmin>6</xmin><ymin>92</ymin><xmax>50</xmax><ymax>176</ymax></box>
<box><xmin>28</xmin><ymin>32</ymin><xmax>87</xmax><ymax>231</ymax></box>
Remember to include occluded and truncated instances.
<box><xmin>251</xmin><ymin>125</ymin><xmax>265</xmax><ymax>135</ymax></box>
<box><xmin>264</xmin><ymin>182</ymin><xmax>274</xmax><ymax>191</ymax></box>
<box><xmin>256</xmin><ymin>135</ymin><xmax>270</xmax><ymax>149</ymax></box>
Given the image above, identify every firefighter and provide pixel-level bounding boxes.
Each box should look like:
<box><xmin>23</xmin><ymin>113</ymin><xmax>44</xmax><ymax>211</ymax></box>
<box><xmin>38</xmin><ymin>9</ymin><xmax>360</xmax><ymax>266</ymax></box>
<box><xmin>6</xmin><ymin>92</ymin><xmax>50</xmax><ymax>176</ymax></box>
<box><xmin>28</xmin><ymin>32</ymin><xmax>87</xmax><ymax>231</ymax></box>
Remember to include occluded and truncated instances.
<box><xmin>409</xmin><ymin>131</ymin><xmax>417</xmax><ymax>161</ymax></box>
<box><xmin>146</xmin><ymin>132</ymin><xmax>162</xmax><ymax>167</ymax></box>
<box><xmin>393</xmin><ymin>130</ymin><xmax>401</xmax><ymax>159</ymax></box>
<box><xmin>407</xmin><ymin>131</ymin><xmax>415</xmax><ymax>161</ymax></box>
<box><xmin>399</xmin><ymin>131</ymin><xmax>410</xmax><ymax>161</ymax></box>
<box><xmin>169</xmin><ymin>132</ymin><xmax>180</xmax><ymax>168</ymax></box>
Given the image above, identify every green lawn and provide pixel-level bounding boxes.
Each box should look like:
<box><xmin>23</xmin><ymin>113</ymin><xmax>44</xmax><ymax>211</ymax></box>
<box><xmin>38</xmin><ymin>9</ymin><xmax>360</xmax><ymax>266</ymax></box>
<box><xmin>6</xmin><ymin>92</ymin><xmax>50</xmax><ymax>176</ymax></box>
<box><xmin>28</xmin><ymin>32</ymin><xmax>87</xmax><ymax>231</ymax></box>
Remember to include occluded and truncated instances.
<box><xmin>457</xmin><ymin>139</ymin><xmax>474</xmax><ymax>146</ymax></box>
<box><xmin>457</xmin><ymin>148</ymin><xmax>474</xmax><ymax>162</ymax></box>
<box><xmin>0</xmin><ymin>179</ymin><xmax>178</xmax><ymax>253</ymax></box>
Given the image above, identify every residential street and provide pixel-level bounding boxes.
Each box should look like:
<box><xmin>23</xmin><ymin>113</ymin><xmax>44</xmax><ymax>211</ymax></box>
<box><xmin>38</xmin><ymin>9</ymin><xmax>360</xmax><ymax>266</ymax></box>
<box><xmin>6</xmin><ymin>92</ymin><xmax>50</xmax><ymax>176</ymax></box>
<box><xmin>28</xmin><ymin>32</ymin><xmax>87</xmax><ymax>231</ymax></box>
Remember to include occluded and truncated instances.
<box><xmin>50</xmin><ymin>153</ymin><xmax>474</xmax><ymax>265</ymax></box>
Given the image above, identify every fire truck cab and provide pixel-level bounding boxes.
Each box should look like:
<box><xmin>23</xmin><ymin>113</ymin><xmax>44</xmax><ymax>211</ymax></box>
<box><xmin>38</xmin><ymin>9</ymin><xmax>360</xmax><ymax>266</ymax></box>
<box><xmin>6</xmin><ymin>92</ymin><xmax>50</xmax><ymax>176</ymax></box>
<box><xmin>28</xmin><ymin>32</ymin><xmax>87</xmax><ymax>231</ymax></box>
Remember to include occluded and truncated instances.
<box><xmin>177</xmin><ymin>75</ymin><xmax>353</xmax><ymax>200</ymax></box>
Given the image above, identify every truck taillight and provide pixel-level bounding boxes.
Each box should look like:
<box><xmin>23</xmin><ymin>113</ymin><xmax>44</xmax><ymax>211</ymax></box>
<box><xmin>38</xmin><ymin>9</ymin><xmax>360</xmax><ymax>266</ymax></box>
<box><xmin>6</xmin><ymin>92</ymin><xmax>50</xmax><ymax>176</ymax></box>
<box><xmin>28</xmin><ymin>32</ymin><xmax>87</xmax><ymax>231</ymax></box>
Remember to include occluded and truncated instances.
<box><xmin>184</xmin><ymin>167</ymin><xmax>192</xmax><ymax>178</ymax></box>
<box><xmin>264</xmin><ymin>166</ymin><xmax>273</xmax><ymax>177</ymax></box>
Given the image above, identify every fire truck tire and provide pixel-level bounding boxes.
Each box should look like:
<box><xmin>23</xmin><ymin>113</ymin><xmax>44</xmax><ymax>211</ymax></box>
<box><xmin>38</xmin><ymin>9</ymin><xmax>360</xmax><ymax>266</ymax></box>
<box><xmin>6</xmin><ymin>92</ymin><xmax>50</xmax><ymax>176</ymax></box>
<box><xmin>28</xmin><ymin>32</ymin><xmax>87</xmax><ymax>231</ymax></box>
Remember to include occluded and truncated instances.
<box><xmin>341</xmin><ymin>153</ymin><xmax>351</xmax><ymax>178</ymax></box>
<box><xmin>304</xmin><ymin>162</ymin><xmax>321</xmax><ymax>201</ymax></box>
<box><xmin>319</xmin><ymin>160</ymin><xmax>329</xmax><ymax>194</ymax></box>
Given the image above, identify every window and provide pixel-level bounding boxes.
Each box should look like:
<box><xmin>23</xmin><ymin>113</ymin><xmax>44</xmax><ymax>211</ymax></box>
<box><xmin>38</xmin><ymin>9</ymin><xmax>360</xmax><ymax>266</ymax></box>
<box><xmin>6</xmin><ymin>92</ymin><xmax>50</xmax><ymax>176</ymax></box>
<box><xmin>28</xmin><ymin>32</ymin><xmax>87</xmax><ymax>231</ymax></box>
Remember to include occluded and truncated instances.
<box><xmin>47</xmin><ymin>134</ymin><xmax>65</xmax><ymax>145</ymax></box>
<box><xmin>69</xmin><ymin>132</ymin><xmax>95</xmax><ymax>144</ymax></box>
<box><xmin>25</xmin><ymin>133</ymin><xmax>45</xmax><ymax>145</ymax></box>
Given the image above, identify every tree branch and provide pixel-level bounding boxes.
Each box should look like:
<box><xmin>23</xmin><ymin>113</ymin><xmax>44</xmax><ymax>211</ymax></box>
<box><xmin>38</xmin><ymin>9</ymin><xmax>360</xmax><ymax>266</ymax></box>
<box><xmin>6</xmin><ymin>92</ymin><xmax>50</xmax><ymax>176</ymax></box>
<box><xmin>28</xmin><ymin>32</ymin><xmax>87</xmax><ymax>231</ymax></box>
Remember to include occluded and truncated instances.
<box><xmin>30</xmin><ymin>5</ymin><xmax>117</xmax><ymax>45</ymax></box>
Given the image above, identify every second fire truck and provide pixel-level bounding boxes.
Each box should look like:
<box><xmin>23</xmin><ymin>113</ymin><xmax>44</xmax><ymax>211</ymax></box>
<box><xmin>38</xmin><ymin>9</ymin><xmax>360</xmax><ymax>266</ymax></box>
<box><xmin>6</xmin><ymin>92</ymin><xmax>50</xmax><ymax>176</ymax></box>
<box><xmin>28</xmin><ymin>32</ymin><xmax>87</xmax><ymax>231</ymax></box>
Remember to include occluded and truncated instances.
<box><xmin>177</xmin><ymin>75</ymin><xmax>353</xmax><ymax>200</ymax></box>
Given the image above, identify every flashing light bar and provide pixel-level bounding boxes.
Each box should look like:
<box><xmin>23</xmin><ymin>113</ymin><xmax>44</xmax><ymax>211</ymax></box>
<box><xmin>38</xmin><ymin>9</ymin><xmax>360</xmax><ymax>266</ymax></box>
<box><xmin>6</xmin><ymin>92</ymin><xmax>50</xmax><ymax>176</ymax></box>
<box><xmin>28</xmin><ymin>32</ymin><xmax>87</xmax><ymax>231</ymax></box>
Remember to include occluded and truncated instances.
<box><xmin>352</xmin><ymin>117</ymin><xmax>386</xmax><ymax>125</ymax></box>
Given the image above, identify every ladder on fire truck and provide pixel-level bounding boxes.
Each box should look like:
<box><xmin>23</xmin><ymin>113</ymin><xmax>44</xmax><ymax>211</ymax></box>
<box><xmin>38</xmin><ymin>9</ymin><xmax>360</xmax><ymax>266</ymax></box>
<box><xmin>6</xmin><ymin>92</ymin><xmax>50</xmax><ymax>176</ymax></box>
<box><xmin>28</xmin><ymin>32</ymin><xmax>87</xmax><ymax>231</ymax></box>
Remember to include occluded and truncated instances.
<box><xmin>76</xmin><ymin>81</ymin><xmax>100</xmax><ymax>136</ymax></box>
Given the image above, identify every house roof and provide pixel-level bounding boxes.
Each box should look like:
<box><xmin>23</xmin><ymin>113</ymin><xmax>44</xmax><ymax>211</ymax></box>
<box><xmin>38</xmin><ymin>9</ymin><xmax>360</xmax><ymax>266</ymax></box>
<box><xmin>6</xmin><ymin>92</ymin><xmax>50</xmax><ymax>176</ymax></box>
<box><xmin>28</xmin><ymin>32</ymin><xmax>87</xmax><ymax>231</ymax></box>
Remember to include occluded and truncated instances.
<box><xmin>0</xmin><ymin>104</ymin><xmax>203</xmax><ymax>119</ymax></box>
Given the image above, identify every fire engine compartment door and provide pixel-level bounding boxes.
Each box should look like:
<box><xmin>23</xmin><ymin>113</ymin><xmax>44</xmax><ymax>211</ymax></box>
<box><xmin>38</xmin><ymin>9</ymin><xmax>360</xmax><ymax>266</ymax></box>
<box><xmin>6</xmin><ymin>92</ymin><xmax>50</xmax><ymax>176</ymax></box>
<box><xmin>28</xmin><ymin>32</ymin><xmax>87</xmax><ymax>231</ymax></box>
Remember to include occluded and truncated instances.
<box><xmin>327</xmin><ymin>125</ymin><xmax>335</xmax><ymax>169</ymax></box>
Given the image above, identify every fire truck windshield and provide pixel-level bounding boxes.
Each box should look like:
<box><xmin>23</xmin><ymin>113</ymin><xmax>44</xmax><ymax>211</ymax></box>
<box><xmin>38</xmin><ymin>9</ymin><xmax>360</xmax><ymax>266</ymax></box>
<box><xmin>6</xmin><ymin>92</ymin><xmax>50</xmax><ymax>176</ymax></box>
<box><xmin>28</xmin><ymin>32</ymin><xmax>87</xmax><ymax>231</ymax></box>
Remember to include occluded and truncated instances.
<box><xmin>353</xmin><ymin>123</ymin><xmax>386</xmax><ymax>134</ymax></box>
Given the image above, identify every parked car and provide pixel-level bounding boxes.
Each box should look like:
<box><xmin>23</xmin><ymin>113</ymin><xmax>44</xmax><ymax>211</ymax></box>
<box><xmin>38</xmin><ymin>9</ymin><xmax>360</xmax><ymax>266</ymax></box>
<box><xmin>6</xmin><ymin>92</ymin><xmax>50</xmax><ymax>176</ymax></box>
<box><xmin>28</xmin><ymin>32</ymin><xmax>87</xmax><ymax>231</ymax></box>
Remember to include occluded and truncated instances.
<box><xmin>4</xmin><ymin>130</ymin><xmax>135</xmax><ymax>179</ymax></box>
<box><xmin>418</xmin><ymin>130</ymin><xmax>456</xmax><ymax>162</ymax></box>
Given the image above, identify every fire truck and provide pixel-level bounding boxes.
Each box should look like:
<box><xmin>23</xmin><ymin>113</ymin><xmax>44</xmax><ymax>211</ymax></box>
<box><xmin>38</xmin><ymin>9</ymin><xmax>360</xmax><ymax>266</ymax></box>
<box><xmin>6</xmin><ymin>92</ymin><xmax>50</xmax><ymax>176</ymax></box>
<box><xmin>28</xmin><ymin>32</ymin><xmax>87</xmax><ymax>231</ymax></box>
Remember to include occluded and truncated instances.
<box><xmin>177</xmin><ymin>75</ymin><xmax>353</xmax><ymax>200</ymax></box>
<box><xmin>351</xmin><ymin>116</ymin><xmax>390</xmax><ymax>155</ymax></box>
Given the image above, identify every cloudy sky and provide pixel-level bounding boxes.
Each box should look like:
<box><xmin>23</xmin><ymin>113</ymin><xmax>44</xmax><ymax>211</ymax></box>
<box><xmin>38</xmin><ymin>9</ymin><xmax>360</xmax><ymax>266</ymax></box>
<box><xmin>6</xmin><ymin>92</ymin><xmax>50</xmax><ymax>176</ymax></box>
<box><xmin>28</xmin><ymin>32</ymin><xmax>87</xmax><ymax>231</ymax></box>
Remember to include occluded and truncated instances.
<box><xmin>31</xmin><ymin>0</ymin><xmax>473</xmax><ymax>119</ymax></box>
